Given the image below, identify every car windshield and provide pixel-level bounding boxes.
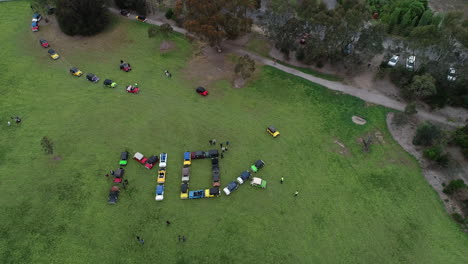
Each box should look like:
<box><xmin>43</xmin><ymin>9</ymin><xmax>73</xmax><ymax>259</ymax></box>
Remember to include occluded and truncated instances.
<box><xmin>390</xmin><ymin>58</ymin><xmax>397</xmax><ymax>63</ymax></box>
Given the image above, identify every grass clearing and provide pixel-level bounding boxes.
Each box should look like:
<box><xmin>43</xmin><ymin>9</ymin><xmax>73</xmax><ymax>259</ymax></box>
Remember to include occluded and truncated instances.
<box><xmin>1</xmin><ymin>2</ymin><xmax>467</xmax><ymax>263</ymax></box>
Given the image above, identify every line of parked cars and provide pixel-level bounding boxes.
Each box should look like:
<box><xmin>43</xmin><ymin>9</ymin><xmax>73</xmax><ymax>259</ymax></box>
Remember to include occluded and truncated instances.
<box><xmin>387</xmin><ymin>54</ymin><xmax>457</xmax><ymax>81</ymax></box>
<box><xmin>223</xmin><ymin>160</ymin><xmax>267</xmax><ymax>196</ymax></box>
<box><xmin>133</xmin><ymin>152</ymin><xmax>167</xmax><ymax>201</ymax></box>
<box><xmin>181</xmin><ymin>150</ymin><xmax>221</xmax><ymax>199</ymax></box>
<box><xmin>108</xmin><ymin>151</ymin><xmax>129</xmax><ymax>204</ymax></box>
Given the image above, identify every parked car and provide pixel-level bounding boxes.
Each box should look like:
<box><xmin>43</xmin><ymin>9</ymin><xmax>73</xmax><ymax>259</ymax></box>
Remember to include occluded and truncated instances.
<box><xmin>157</xmin><ymin>168</ymin><xmax>166</xmax><ymax>183</ymax></box>
<box><xmin>31</xmin><ymin>21</ymin><xmax>39</xmax><ymax>32</ymax></box>
<box><xmin>104</xmin><ymin>79</ymin><xmax>117</xmax><ymax>88</ymax></box>
<box><xmin>250</xmin><ymin>160</ymin><xmax>265</xmax><ymax>173</ymax></box>
<box><xmin>183</xmin><ymin>151</ymin><xmax>191</xmax><ymax>166</ymax></box>
<box><xmin>191</xmin><ymin>151</ymin><xmax>205</xmax><ymax>159</ymax></box>
<box><xmin>86</xmin><ymin>73</ymin><xmax>100</xmax><ymax>83</ymax></box>
<box><xmin>237</xmin><ymin>170</ymin><xmax>251</xmax><ymax>184</ymax></box>
<box><xmin>108</xmin><ymin>186</ymin><xmax>120</xmax><ymax>204</ymax></box>
<box><xmin>48</xmin><ymin>49</ymin><xmax>59</xmax><ymax>59</ymax></box>
<box><xmin>120</xmin><ymin>9</ymin><xmax>130</xmax><ymax>17</ymax></box>
<box><xmin>205</xmin><ymin>187</ymin><xmax>220</xmax><ymax>198</ymax></box>
<box><xmin>387</xmin><ymin>55</ymin><xmax>399</xmax><ymax>67</ymax></box>
<box><xmin>159</xmin><ymin>153</ymin><xmax>167</xmax><ymax>168</ymax></box>
<box><xmin>251</xmin><ymin>177</ymin><xmax>267</xmax><ymax>189</ymax></box>
<box><xmin>447</xmin><ymin>68</ymin><xmax>457</xmax><ymax>81</ymax></box>
<box><xmin>69</xmin><ymin>67</ymin><xmax>83</xmax><ymax>77</ymax></box>
<box><xmin>406</xmin><ymin>55</ymin><xmax>416</xmax><ymax>70</ymax></box>
<box><xmin>207</xmin><ymin>149</ymin><xmax>219</xmax><ymax>158</ymax></box>
<box><xmin>180</xmin><ymin>183</ymin><xmax>189</xmax><ymax>199</ymax></box>
<box><xmin>112</xmin><ymin>168</ymin><xmax>124</xmax><ymax>184</ymax></box>
<box><xmin>196</xmin><ymin>86</ymin><xmax>209</xmax><ymax>96</ymax></box>
<box><xmin>126</xmin><ymin>85</ymin><xmax>139</xmax><ymax>94</ymax></box>
<box><xmin>189</xmin><ymin>189</ymin><xmax>205</xmax><ymax>199</ymax></box>
<box><xmin>32</xmin><ymin>13</ymin><xmax>42</xmax><ymax>22</ymax></box>
<box><xmin>155</xmin><ymin>185</ymin><xmax>164</xmax><ymax>201</ymax></box>
<box><xmin>212</xmin><ymin>168</ymin><xmax>220</xmax><ymax>187</ymax></box>
<box><xmin>120</xmin><ymin>62</ymin><xmax>131</xmax><ymax>72</ymax></box>
<box><xmin>39</xmin><ymin>39</ymin><xmax>49</xmax><ymax>48</ymax></box>
<box><xmin>267</xmin><ymin>126</ymin><xmax>280</xmax><ymax>138</ymax></box>
<box><xmin>223</xmin><ymin>181</ymin><xmax>239</xmax><ymax>195</ymax></box>
<box><xmin>145</xmin><ymin>155</ymin><xmax>159</xmax><ymax>170</ymax></box>
<box><xmin>119</xmin><ymin>151</ymin><xmax>128</xmax><ymax>166</ymax></box>
<box><xmin>133</xmin><ymin>152</ymin><xmax>148</xmax><ymax>164</ymax></box>
<box><xmin>136</xmin><ymin>15</ymin><xmax>147</xmax><ymax>22</ymax></box>
<box><xmin>181</xmin><ymin>167</ymin><xmax>190</xmax><ymax>182</ymax></box>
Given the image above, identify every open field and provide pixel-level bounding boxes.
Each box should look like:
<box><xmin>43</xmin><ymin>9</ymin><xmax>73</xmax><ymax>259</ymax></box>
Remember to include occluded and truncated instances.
<box><xmin>0</xmin><ymin>2</ymin><xmax>467</xmax><ymax>263</ymax></box>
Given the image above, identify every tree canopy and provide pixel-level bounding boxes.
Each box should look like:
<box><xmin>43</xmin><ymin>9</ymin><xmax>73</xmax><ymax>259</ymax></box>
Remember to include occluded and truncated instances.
<box><xmin>56</xmin><ymin>0</ymin><xmax>109</xmax><ymax>36</ymax></box>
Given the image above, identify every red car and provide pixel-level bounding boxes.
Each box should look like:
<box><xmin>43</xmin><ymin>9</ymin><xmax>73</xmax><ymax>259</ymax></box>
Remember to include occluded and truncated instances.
<box><xmin>145</xmin><ymin>155</ymin><xmax>159</xmax><ymax>170</ymax></box>
<box><xmin>39</xmin><ymin>39</ymin><xmax>49</xmax><ymax>48</ymax></box>
<box><xmin>31</xmin><ymin>22</ymin><xmax>39</xmax><ymax>32</ymax></box>
<box><xmin>133</xmin><ymin>152</ymin><xmax>148</xmax><ymax>164</ymax></box>
<box><xmin>120</xmin><ymin>62</ymin><xmax>131</xmax><ymax>72</ymax></box>
<box><xmin>126</xmin><ymin>85</ymin><xmax>139</xmax><ymax>94</ymax></box>
<box><xmin>196</xmin><ymin>86</ymin><xmax>208</xmax><ymax>96</ymax></box>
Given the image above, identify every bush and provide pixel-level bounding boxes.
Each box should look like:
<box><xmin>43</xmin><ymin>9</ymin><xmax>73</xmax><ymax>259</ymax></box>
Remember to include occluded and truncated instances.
<box><xmin>454</xmin><ymin>124</ymin><xmax>468</xmax><ymax>158</ymax></box>
<box><xmin>451</xmin><ymin>213</ymin><xmax>465</xmax><ymax>224</ymax></box>
<box><xmin>412</xmin><ymin>122</ymin><xmax>441</xmax><ymax>146</ymax></box>
<box><xmin>165</xmin><ymin>8</ymin><xmax>174</xmax><ymax>20</ymax></box>
<box><xmin>443</xmin><ymin>179</ymin><xmax>467</xmax><ymax>195</ymax></box>
<box><xmin>56</xmin><ymin>0</ymin><xmax>109</xmax><ymax>36</ymax></box>
<box><xmin>423</xmin><ymin>145</ymin><xmax>449</xmax><ymax>167</ymax></box>
<box><xmin>404</xmin><ymin>102</ymin><xmax>417</xmax><ymax>115</ymax></box>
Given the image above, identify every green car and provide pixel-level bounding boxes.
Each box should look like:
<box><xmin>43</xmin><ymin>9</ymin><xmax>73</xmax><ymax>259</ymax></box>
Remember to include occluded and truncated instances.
<box><xmin>250</xmin><ymin>160</ymin><xmax>265</xmax><ymax>173</ymax></box>
<box><xmin>251</xmin><ymin>177</ymin><xmax>267</xmax><ymax>188</ymax></box>
<box><xmin>119</xmin><ymin>151</ymin><xmax>128</xmax><ymax>166</ymax></box>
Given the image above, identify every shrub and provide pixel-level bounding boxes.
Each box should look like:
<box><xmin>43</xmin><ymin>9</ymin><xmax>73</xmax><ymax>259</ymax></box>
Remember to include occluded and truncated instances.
<box><xmin>412</xmin><ymin>122</ymin><xmax>441</xmax><ymax>146</ymax></box>
<box><xmin>454</xmin><ymin>124</ymin><xmax>468</xmax><ymax>158</ymax></box>
<box><xmin>165</xmin><ymin>8</ymin><xmax>174</xmax><ymax>20</ymax></box>
<box><xmin>443</xmin><ymin>179</ymin><xmax>467</xmax><ymax>195</ymax></box>
<box><xmin>404</xmin><ymin>102</ymin><xmax>417</xmax><ymax>115</ymax></box>
<box><xmin>451</xmin><ymin>213</ymin><xmax>464</xmax><ymax>224</ymax></box>
<box><xmin>423</xmin><ymin>145</ymin><xmax>449</xmax><ymax>167</ymax></box>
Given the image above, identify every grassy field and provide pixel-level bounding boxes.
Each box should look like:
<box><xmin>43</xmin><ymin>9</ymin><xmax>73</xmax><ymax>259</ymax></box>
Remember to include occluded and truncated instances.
<box><xmin>1</xmin><ymin>2</ymin><xmax>467</xmax><ymax>263</ymax></box>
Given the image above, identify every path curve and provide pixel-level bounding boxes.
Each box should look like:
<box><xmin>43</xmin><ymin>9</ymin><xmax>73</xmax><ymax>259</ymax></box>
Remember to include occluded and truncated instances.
<box><xmin>109</xmin><ymin>7</ymin><xmax>465</xmax><ymax>128</ymax></box>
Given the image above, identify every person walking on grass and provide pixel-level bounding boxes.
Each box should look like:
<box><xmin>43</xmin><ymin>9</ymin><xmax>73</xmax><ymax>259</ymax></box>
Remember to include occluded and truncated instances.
<box><xmin>212</xmin><ymin>139</ymin><xmax>216</xmax><ymax>145</ymax></box>
<box><xmin>226</xmin><ymin>141</ymin><xmax>229</xmax><ymax>146</ymax></box>
<box><xmin>182</xmin><ymin>236</ymin><xmax>186</xmax><ymax>242</ymax></box>
<box><xmin>220</xmin><ymin>143</ymin><xmax>223</xmax><ymax>149</ymax></box>
<box><xmin>166</xmin><ymin>220</ymin><xmax>171</xmax><ymax>226</ymax></box>
<box><xmin>7</xmin><ymin>121</ymin><xmax>11</xmax><ymax>126</ymax></box>
<box><xmin>136</xmin><ymin>236</ymin><xmax>145</xmax><ymax>245</ymax></box>
<box><xmin>220</xmin><ymin>153</ymin><xmax>224</xmax><ymax>159</ymax></box>
<box><xmin>294</xmin><ymin>191</ymin><xmax>299</xmax><ymax>197</ymax></box>
<box><xmin>178</xmin><ymin>235</ymin><xmax>181</xmax><ymax>242</ymax></box>
<box><xmin>281</xmin><ymin>177</ymin><xmax>284</xmax><ymax>184</ymax></box>
<box><xmin>221</xmin><ymin>147</ymin><xmax>226</xmax><ymax>152</ymax></box>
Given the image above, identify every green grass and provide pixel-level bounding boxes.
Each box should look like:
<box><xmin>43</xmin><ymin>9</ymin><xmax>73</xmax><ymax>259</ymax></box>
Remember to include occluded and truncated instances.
<box><xmin>1</xmin><ymin>2</ymin><xmax>468</xmax><ymax>263</ymax></box>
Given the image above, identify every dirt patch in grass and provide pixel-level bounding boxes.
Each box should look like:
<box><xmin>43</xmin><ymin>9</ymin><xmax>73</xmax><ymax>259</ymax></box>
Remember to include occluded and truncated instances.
<box><xmin>159</xmin><ymin>40</ymin><xmax>176</xmax><ymax>53</ymax></box>
<box><xmin>429</xmin><ymin>0</ymin><xmax>468</xmax><ymax>18</ymax></box>
<box><xmin>333</xmin><ymin>138</ymin><xmax>350</xmax><ymax>156</ymax></box>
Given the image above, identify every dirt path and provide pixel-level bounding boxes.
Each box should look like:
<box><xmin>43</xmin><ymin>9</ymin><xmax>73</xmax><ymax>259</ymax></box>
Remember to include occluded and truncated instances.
<box><xmin>109</xmin><ymin>8</ymin><xmax>466</xmax><ymax>128</ymax></box>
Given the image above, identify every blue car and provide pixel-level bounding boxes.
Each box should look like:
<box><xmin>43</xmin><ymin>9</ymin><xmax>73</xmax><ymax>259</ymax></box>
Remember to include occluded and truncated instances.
<box><xmin>31</xmin><ymin>22</ymin><xmax>39</xmax><ymax>32</ymax></box>
<box><xmin>32</xmin><ymin>13</ymin><xmax>42</xmax><ymax>22</ymax></box>
<box><xmin>189</xmin><ymin>189</ymin><xmax>205</xmax><ymax>199</ymax></box>
<box><xmin>155</xmin><ymin>185</ymin><xmax>164</xmax><ymax>201</ymax></box>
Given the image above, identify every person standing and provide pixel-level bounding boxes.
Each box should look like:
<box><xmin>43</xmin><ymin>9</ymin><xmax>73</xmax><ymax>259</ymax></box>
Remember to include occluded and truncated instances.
<box><xmin>226</xmin><ymin>141</ymin><xmax>229</xmax><ymax>146</ymax></box>
<box><xmin>7</xmin><ymin>121</ymin><xmax>11</xmax><ymax>126</ymax></box>
<box><xmin>212</xmin><ymin>139</ymin><xmax>216</xmax><ymax>145</ymax></box>
<box><xmin>220</xmin><ymin>153</ymin><xmax>224</xmax><ymax>159</ymax></box>
<box><xmin>166</xmin><ymin>220</ymin><xmax>171</xmax><ymax>226</ymax></box>
<box><xmin>220</xmin><ymin>143</ymin><xmax>223</xmax><ymax>148</ymax></box>
<box><xmin>294</xmin><ymin>191</ymin><xmax>299</xmax><ymax>197</ymax></box>
<box><xmin>281</xmin><ymin>177</ymin><xmax>284</xmax><ymax>184</ymax></box>
<box><xmin>136</xmin><ymin>236</ymin><xmax>144</xmax><ymax>245</ymax></box>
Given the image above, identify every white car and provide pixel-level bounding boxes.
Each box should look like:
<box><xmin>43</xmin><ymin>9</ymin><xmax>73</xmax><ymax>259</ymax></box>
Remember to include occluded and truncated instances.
<box><xmin>181</xmin><ymin>167</ymin><xmax>189</xmax><ymax>182</ymax></box>
<box><xmin>159</xmin><ymin>153</ymin><xmax>167</xmax><ymax>168</ymax></box>
<box><xmin>447</xmin><ymin>68</ymin><xmax>457</xmax><ymax>81</ymax></box>
<box><xmin>32</xmin><ymin>13</ymin><xmax>42</xmax><ymax>22</ymax></box>
<box><xmin>387</xmin><ymin>55</ymin><xmax>399</xmax><ymax>67</ymax></box>
<box><xmin>155</xmin><ymin>185</ymin><xmax>164</xmax><ymax>201</ymax></box>
<box><xmin>406</xmin><ymin>56</ymin><xmax>416</xmax><ymax>70</ymax></box>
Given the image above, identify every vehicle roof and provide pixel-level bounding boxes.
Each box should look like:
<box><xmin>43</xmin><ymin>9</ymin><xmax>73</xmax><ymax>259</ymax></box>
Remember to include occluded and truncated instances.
<box><xmin>134</xmin><ymin>152</ymin><xmax>144</xmax><ymax>160</ymax></box>
<box><xmin>252</xmin><ymin>177</ymin><xmax>262</xmax><ymax>185</ymax></box>
<box><xmin>48</xmin><ymin>49</ymin><xmax>55</xmax><ymax>53</ymax></box>
<box><xmin>255</xmin><ymin>160</ymin><xmax>264</xmax><ymax>167</ymax></box>
<box><xmin>156</xmin><ymin>185</ymin><xmax>164</xmax><ymax>194</ymax></box>
<box><xmin>181</xmin><ymin>183</ymin><xmax>188</xmax><ymax>192</ymax></box>
<box><xmin>268</xmin><ymin>126</ymin><xmax>277</xmax><ymax>132</ymax></box>
<box><xmin>147</xmin><ymin>155</ymin><xmax>158</xmax><ymax>164</ymax></box>
<box><xmin>184</xmin><ymin>152</ymin><xmax>191</xmax><ymax>159</ymax></box>
<box><xmin>120</xmin><ymin>151</ymin><xmax>128</xmax><ymax>159</ymax></box>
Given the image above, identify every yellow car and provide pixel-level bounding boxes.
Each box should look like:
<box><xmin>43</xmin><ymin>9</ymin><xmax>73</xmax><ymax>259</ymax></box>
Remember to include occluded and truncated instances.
<box><xmin>157</xmin><ymin>168</ymin><xmax>166</xmax><ymax>183</ymax></box>
<box><xmin>183</xmin><ymin>152</ymin><xmax>191</xmax><ymax>166</ymax></box>
<box><xmin>205</xmin><ymin>187</ymin><xmax>219</xmax><ymax>198</ymax></box>
<box><xmin>180</xmin><ymin>183</ymin><xmax>188</xmax><ymax>199</ymax></box>
<box><xmin>48</xmin><ymin>49</ymin><xmax>60</xmax><ymax>60</ymax></box>
<box><xmin>69</xmin><ymin>67</ymin><xmax>83</xmax><ymax>77</ymax></box>
<box><xmin>267</xmin><ymin>126</ymin><xmax>280</xmax><ymax>138</ymax></box>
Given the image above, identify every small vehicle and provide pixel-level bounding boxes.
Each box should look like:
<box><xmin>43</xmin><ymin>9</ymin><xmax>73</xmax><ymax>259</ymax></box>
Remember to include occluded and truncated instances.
<box><xmin>189</xmin><ymin>189</ymin><xmax>205</xmax><ymax>199</ymax></box>
<box><xmin>69</xmin><ymin>67</ymin><xmax>83</xmax><ymax>77</ymax></box>
<box><xmin>104</xmin><ymin>79</ymin><xmax>117</xmax><ymax>88</ymax></box>
<box><xmin>159</xmin><ymin>153</ymin><xmax>167</xmax><ymax>168</ymax></box>
<box><xmin>406</xmin><ymin>55</ymin><xmax>415</xmax><ymax>71</ymax></box>
<box><xmin>196</xmin><ymin>86</ymin><xmax>209</xmax><ymax>96</ymax></box>
<box><xmin>237</xmin><ymin>170</ymin><xmax>251</xmax><ymax>184</ymax></box>
<box><xmin>191</xmin><ymin>151</ymin><xmax>205</xmax><ymax>159</ymax></box>
<box><xmin>157</xmin><ymin>168</ymin><xmax>166</xmax><ymax>183</ymax></box>
<box><xmin>120</xmin><ymin>62</ymin><xmax>132</xmax><ymax>72</ymax></box>
<box><xmin>133</xmin><ymin>152</ymin><xmax>148</xmax><ymax>164</ymax></box>
<box><xmin>126</xmin><ymin>85</ymin><xmax>139</xmax><ymax>94</ymax></box>
<box><xmin>48</xmin><ymin>49</ymin><xmax>59</xmax><ymax>60</ymax></box>
<box><xmin>223</xmin><ymin>181</ymin><xmax>239</xmax><ymax>196</ymax></box>
<box><xmin>207</xmin><ymin>149</ymin><xmax>218</xmax><ymax>158</ymax></box>
<box><xmin>267</xmin><ymin>126</ymin><xmax>280</xmax><ymax>138</ymax></box>
<box><xmin>39</xmin><ymin>39</ymin><xmax>49</xmax><ymax>48</ymax></box>
<box><xmin>31</xmin><ymin>22</ymin><xmax>39</xmax><ymax>32</ymax></box>
<box><xmin>205</xmin><ymin>187</ymin><xmax>220</xmax><ymax>198</ymax></box>
<box><xmin>108</xmin><ymin>186</ymin><xmax>120</xmax><ymax>204</ymax></box>
<box><xmin>180</xmin><ymin>183</ymin><xmax>189</xmax><ymax>199</ymax></box>
<box><xmin>145</xmin><ymin>155</ymin><xmax>159</xmax><ymax>170</ymax></box>
<box><xmin>113</xmin><ymin>168</ymin><xmax>124</xmax><ymax>184</ymax></box>
<box><xmin>86</xmin><ymin>73</ymin><xmax>100</xmax><ymax>83</ymax></box>
<box><xmin>447</xmin><ymin>68</ymin><xmax>457</xmax><ymax>81</ymax></box>
<box><xmin>32</xmin><ymin>13</ymin><xmax>42</xmax><ymax>22</ymax></box>
<box><xmin>155</xmin><ymin>185</ymin><xmax>164</xmax><ymax>201</ymax></box>
<box><xmin>182</xmin><ymin>167</ymin><xmax>190</xmax><ymax>182</ymax></box>
<box><xmin>136</xmin><ymin>16</ymin><xmax>147</xmax><ymax>22</ymax></box>
<box><xmin>119</xmin><ymin>151</ymin><xmax>128</xmax><ymax>166</ymax></box>
<box><xmin>251</xmin><ymin>177</ymin><xmax>267</xmax><ymax>188</ymax></box>
<box><xmin>120</xmin><ymin>9</ymin><xmax>130</xmax><ymax>17</ymax></box>
<box><xmin>387</xmin><ymin>55</ymin><xmax>399</xmax><ymax>67</ymax></box>
<box><xmin>212</xmin><ymin>168</ymin><xmax>220</xmax><ymax>187</ymax></box>
<box><xmin>250</xmin><ymin>160</ymin><xmax>265</xmax><ymax>173</ymax></box>
<box><xmin>183</xmin><ymin>151</ymin><xmax>191</xmax><ymax>166</ymax></box>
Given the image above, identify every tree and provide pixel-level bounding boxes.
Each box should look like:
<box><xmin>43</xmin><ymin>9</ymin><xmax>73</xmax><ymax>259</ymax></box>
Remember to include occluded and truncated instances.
<box><xmin>148</xmin><ymin>23</ymin><xmax>173</xmax><ymax>38</ymax></box>
<box><xmin>234</xmin><ymin>55</ymin><xmax>255</xmax><ymax>79</ymax></box>
<box><xmin>400</xmin><ymin>10</ymin><xmax>413</xmax><ymax>35</ymax></box>
<box><xmin>114</xmin><ymin>0</ymin><xmax>147</xmax><ymax>15</ymax></box>
<box><xmin>405</xmin><ymin>73</ymin><xmax>436</xmax><ymax>99</ymax></box>
<box><xmin>417</xmin><ymin>9</ymin><xmax>432</xmax><ymax>27</ymax></box>
<box><xmin>443</xmin><ymin>179</ymin><xmax>467</xmax><ymax>195</ymax></box>
<box><xmin>175</xmin><ymin>0</ymin><xmax>254</xmax><ymax>47</ymax></box>
<box><xmin>56</xmin><ymin>0</ymin><xmax>109</xmax><ymax>36</ymax></box>
<box><xmin>412</xmin><ymin>122</ymin><xmax>441</xmax><ymax>146</ymax></box>
<box><xmin>41</xmin><ymin>136</ymin><xmax>54</xmax><ymax>154</ymax></box>
<box><xmin>454</xmin><ymin>124</ymin><xmax>468</xmax><ymax>158</ymax></box>
<box><xmin>404</xmin><ymin>102</ymin><xmax>418</xmax><ymax>115</ymax></box>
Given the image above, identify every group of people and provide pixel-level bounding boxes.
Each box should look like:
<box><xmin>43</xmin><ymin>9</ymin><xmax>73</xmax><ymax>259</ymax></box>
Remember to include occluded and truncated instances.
<box><xmin>7</xmin><ymin>116</ymin><xmax>21</xmax><ymax>126</ymax></box>
<box><xmin>209</xmin><ymin>139</ymin><xmax>230</xmax><ymax>159</ymax></box>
